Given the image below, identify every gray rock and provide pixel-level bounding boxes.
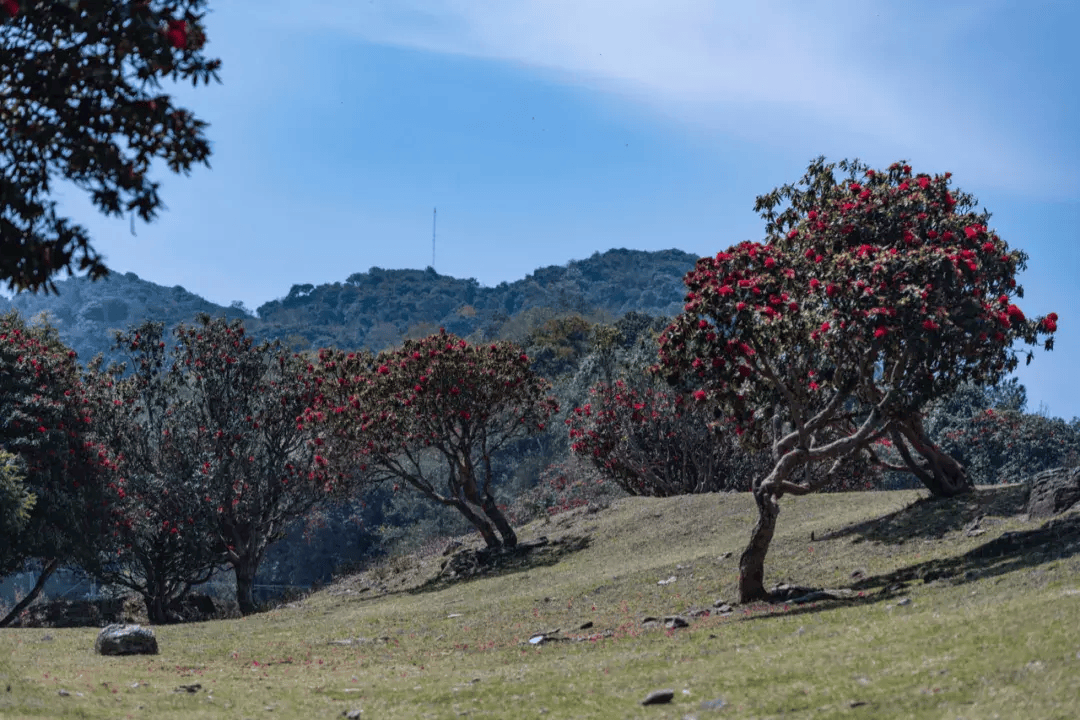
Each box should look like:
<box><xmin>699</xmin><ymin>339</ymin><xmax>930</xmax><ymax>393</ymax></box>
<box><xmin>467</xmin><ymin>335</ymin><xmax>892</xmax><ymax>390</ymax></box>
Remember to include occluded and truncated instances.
<box><xmin>641</xmin><ymin>688</ymin><xmax>674</xmax><ymax>705</ymax></box>
<box><xmin>1026</xmin><ymin>467</ymin><xmax>1080</xmax><ymax>518</ymax></box>
<box><xmin>663</xmin><ymin>615</ymin><xmax>689</xmax><ymax>629</ymax></box>
<box><xmin>94</xmin><ymin>624</ymin><xmax>158</xmax><ymax>656</ymax></box>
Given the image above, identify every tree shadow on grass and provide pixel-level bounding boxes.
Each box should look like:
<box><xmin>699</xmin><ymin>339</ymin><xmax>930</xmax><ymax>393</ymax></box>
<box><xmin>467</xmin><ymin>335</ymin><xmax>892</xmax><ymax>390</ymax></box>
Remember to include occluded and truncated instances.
<box><xmin>735</xmin><ymin>508</ymin><xmax>1080</xmax><ymax>626</ymax></box>
<box><xmin>405</xmin><ymin>533</ymin><xmax>594</xmax><ymax>596</ymax></box>
<box><xmin>818</xmin><ymin>484</ymin><xmax>1029</xmax><ymax>545</ymax></box>
<box><xmin>848</xmin><ymin>509</ymin><xmax>1080</xmax><ymax>594</ymax></box>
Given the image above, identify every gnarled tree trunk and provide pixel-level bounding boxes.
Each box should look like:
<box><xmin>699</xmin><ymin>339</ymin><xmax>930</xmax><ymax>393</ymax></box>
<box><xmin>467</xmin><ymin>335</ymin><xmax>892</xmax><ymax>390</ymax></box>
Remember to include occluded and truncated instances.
<box><xmin>894</xmin><ymin>417</ymin><xmax>972</xmax><ymax>497</ymax></box>
<box><xmin>0</xmin><ymin>558</ymin><xmax>59</xmax><ymax>628</ymax></box>
<box><xmin>450</xmin><ymin>498</ymin><xmax>502</xmax><ymax>549</ymax></box>
<box><xmin>234</xmin><ymin>556</ymin><xmax>261</xmax><ymax>616</ymax></box>
<box><xmin>738</xmin><ymin>488</ymin><xmax>780</xmax><ymax>603</ymax></box>
<box><xmin>480</xmin><ymin>493</ymin><xmax>517</xmax><ymax>548</ymax></box>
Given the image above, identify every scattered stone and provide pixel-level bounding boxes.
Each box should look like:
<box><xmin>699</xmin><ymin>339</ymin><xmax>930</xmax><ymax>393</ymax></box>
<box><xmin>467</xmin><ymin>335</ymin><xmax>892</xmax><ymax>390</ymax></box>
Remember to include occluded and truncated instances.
<box><xmin>897</xmin><ymin>597</ymin><xmax>911</xmax><ymax>606</ymax></box>
<box><xmin>700</xmin><ymin>697</ymin><xmax>726</xmax><ymax>711</ymax></box>
<box><xmin>718</xmin><ymin>552</ymin><xmax>733</xmax><ymax>560</ymax></box>
<box><xmin>447</xmin><ymin>613</ymin><xmax>463</xmax><ymax>618</ymax></box>
<box><xmin>528</xmin><ymin>630</ymin><xmax>562</xmax><ymax>645</ymax></box>
<box><xmin>657</xmin><ymin>576</ymin><xmax>677</xmax><ymax>586</ymax></box>
<box><xmin>849</xmin><ymin>700</ymin><xmax>869</xmax><ymax>708</ymax></box>
<box><xmin>714</xmin><ymin>603</ymin><xmax>733</xmax><ymax>614</ymax></box>
<box><xmin>663</xmin><ymin>616</ymin><xmax>689</xmax><ymax>629</ymax></box>
<box><xmin>57</xmin><ymin>689</ymin><xmax>71</xmax><ymax>697</ymax></box>
<box><xmin>579</xmin><ymin>621</ymin><xmax>594</xmax><ymax>630</ymax></box>
<box><xmin>689</xmin><ymin>608</ymin><xmax>711</xmax><ymax>618</ymax></box>
<box><xmin>40</xmin><ymin>634</ymin><xmax>53</xmax><ymax>642</ymax></box>
<box><xmin>342</xmin><ymin>710</ymin><xmax>363</xmax><ymax>719</ymax></box>
<box><xmin>641</xmin><ymin>689</ymin><xmax>674</xmax><ymax>705</ymax></box>
<box><xmin>850</xmin><ymin>568</ymin><xmax>865</xmax><ymax>579</ymax></box>
<box><xmin>1025</xmin><ymin>466</ymin><xmax>1080</xmax><ymax>518</ymax></box>
<box><xmin>94</xmin><ymin>624</ymin><xmax>158</xmax><ymax>656</ymax></box>
<box><xmin>641</xmin><ymin>617</ymin><xmax>660</xmax><ymax>628</ymax></box>
<box><xmin>175</xmin><ymin>683</ymin><xmax>201</xmax><ymax>693</ymax></box>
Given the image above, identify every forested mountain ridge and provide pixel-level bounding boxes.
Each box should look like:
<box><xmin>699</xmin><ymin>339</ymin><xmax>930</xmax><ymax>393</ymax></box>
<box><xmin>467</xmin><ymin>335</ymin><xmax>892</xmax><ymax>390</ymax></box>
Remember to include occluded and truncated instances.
<box><xmin>0</xmin><ymin>271</ymin><xmax>250</xmax><ymax>364</ymax></box>
<box><xmin>252</xmin><ymin>248</ymin><xmax>696</xmax><ymax>351</ymax></box>
<box><xmin>0</xmin><ymin>248</ymin><xmax>697</xmax><ymax>361</ymax></box>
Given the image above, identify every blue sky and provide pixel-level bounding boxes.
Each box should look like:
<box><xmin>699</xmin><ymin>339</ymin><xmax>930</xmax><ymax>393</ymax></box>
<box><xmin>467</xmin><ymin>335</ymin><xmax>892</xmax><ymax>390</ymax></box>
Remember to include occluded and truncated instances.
<box><xmin>41</xmin><ymin>0</ymin><xmax>1080</xmax><ymax>418</ymax></box>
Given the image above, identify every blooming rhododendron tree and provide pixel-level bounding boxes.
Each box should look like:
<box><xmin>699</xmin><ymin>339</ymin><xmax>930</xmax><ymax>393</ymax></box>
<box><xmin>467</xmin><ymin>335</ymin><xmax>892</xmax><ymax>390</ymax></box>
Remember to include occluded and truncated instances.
<box><xmin>86</xmin><ymin>322</ymin><xmax>225</xmax><ymax>622</ymax></box>
<box><xmin>0</xmin><ymin>311</ymin><xmax>110</xmax><ymax>627</ymax></box>
<box><xmin>0</xmin><ymin>1</ymin><xmax>219</xmax><ymax>292</ymax></box>
<box><xmin>568</xmin><ymin>380</ymin><xmax>767</xmax><ymax>496</ymax></box>
<box><xmin>312</xmin><ymin>331</ymin><xmax>558</xmax><ymax>549</ymax></box>
<box><xmin>90</xmin><ymin>316</ymin><xmax>346</xmax><ymax>615</ymax></box>
<box><xmin>657</xmin><ymin>158</ymin><xmax>1058</xmax><ymax>602</ymax></box>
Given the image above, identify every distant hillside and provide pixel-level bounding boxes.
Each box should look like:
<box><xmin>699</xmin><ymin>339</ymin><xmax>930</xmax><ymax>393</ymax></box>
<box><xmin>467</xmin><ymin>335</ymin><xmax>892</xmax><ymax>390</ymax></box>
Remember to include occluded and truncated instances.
<box><xmin>0</xmin><ymin>248</ymin><xmax>699</xmax><ymax>360</ymax></box>
<box><xmin>0</xmin><ymin>271</ymin><xmax>250</xmax><ymax>364</ymax></box>
<box><xmin>253</xmin><ymin>248</ymin><xmax>697</xmax><ymax>351</ymax></box>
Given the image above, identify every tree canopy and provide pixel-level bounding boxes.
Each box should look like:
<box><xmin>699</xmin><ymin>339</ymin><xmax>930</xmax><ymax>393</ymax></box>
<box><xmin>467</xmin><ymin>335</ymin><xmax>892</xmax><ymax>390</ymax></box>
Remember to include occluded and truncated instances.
<box><xmin>1</xmin><ymin>1</ymin><xmax>219</xmax><ymax>292</ymax></box>
<box><xmin>312</xmin><ymin>331</ymin><xmax>558</xmax><ymax>549</ymax></box>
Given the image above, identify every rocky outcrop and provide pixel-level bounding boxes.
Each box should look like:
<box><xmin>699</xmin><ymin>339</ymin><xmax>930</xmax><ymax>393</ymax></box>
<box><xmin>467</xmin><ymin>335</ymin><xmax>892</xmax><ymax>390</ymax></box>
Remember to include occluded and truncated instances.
<box><xmin>1026</xmin><ymin>466</ymin><xmax>1080</xmax><ymax>518</ymax></box>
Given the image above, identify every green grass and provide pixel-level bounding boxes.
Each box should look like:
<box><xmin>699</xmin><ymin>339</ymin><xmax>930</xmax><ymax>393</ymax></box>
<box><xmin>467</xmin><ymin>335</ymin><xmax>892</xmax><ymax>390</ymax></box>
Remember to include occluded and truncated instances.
<box><xmin>3</xmin><ymin>486</ymin><xmax>1080</xmax><ymax>719</ymax></box>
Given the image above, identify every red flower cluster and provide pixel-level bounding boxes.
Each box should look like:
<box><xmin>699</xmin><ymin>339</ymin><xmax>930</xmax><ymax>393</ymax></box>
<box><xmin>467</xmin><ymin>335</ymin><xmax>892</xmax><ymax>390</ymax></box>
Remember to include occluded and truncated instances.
<box><xmin>166</xmin><ymin>19</ymin><xmax>188</xmax><ymax>49</ymax></box>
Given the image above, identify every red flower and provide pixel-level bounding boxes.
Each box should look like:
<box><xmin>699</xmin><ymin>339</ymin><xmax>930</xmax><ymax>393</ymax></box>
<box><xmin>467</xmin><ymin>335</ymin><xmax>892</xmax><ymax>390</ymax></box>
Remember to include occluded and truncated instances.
<box><xmin>917</xmin><ymin>177</ymin><xmax>930</xmax><ymax>189</ymax></box>
<box><xmin>922</xmin><ymin>319</ymin><xmax>939</xmax><ymax>331</ymax></box>
<box><xmin>1</xmin><ymin>0</ymin><xmax>18</xmax><ymax>17</ymax></box>
<box><xmin>736</xmin><ymin>302</ymin><xmax>746</xmax><ymax>311</ymax></box>
<box><xmin>809</xmin><ymin>278</ymin><xmax>821</xmax><ymax>291</ymax></box>
<box><xmin>820</xmin><ymin>322</ymin><xmax>830</xmax><ymax>332</ymax></box>
<box><xmin>165</xmin><ymin>19</ymin><xmax>189</xmax><ymax>49</ymax></box>
<box><xmin>718</xmin><ymin>284</ymin><xmax>734</xmax><ymax>296</ymax></box>
<box><xmin>808</xmin><ymin>381</ymin><xmax>819</xmax><ymax>391</ymax></box>
<box><xmin>826</xmin><ymin>283</ymin><xmax>838</xmax><ymax>298</ymax></box>
<box><xmin>1006</xmin><ymin>304</ymin><xmax>1025</xmax><ymax>322</ymax></box>
<box><xmin>764</xmin><ymin>257</ymin><xmax>777</xmax><ymax>269</ymax></box>
<box><xmin>874</xmin><ymin>327</ymin><xmax>888</xmax><ymax>339</ymax></box>
<box><xmin>693</xmin><ymin>390</ymin><xmax>707</xmax><ymax>401</ymax></box>
<box><xmin>1040</xmin><ymin>313</ymin><xmax>1058</xmax><ymax>332</ymax></box>
<box><xmin>377</xmin><ymin>364</ymin><xmax>390</xmax><ymax>375</ymax></box>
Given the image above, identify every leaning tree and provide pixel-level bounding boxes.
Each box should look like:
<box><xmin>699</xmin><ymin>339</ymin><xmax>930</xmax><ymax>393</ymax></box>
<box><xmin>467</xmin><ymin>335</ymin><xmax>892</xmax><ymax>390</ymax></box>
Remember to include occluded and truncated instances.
<box><xmin>312</xmin><ymin>332</ymin><xmax>558</xmax><ymax>549</ymax></box>
<box><xmin>1</xmin><ymin>1</ymin><xmax>219</xmax><ymax>292</ymax></box>
<box><xmin>656</xmin><ymin>158</ymin><xmax>1058</xmax><ymax>602</ymax></box>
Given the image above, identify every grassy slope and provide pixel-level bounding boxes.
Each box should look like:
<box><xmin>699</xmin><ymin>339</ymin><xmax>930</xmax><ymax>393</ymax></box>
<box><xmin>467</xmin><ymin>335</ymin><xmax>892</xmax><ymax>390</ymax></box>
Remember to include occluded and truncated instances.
<box><xmin>2</xmin><ymin>487</ymin><xmax>1079</xmax><ymax>719</ymax></box>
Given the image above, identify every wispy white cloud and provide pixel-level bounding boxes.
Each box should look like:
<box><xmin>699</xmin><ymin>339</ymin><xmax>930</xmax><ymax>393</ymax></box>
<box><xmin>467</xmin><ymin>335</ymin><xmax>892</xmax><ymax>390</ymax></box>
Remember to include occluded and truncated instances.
<box><xmin>277</xmin><ymin>0</ymin><xmax>1076</xmax><ymax>197</ymax></box>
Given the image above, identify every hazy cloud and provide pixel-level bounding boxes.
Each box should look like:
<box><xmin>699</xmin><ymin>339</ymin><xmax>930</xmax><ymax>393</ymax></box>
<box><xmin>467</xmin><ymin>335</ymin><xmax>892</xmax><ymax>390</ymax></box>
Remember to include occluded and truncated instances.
<box><xmin>280</xmin><ymin>0</ymin><xmax>1076</xmax><ymax>196</ymax></box>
